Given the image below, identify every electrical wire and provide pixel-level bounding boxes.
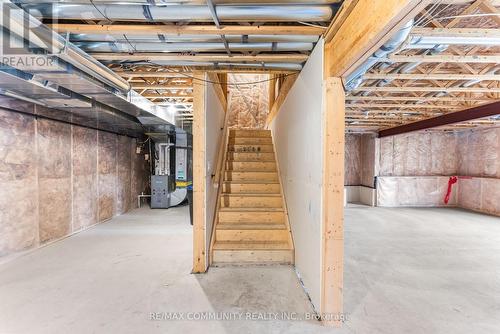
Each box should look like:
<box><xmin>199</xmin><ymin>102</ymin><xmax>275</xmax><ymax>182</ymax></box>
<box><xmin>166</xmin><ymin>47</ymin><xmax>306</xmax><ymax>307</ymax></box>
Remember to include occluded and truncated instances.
<box><xmin>89</xmin><ymin>0</ymin><xmax>113</xmax><ymax>23</ymax></box>
<box><xmin>146</xmin><ymin>69</ymin><xmax>298</xmax><ymax>87</ymax></box>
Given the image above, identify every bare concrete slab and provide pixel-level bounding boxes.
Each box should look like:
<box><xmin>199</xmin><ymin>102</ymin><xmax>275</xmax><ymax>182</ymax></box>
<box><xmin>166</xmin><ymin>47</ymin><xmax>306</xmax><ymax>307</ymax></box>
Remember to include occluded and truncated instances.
<box><xmin>1</xmin><ymin>206</ymin><xmax>499</xmax><ymax>333</ymax></box>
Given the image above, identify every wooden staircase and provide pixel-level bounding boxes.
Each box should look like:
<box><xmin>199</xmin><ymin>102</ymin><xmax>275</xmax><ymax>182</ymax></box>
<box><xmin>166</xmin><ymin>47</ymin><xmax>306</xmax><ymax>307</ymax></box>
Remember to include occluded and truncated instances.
<box><xmin>210</xmin><ymin>129</ymin><xmax>294</xmax><ymax>265</ymax></box>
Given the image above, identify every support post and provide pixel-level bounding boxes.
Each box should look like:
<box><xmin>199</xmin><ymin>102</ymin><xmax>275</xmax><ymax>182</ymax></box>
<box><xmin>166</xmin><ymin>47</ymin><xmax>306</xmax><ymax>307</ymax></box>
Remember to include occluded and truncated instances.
<box><xmin>321</xmin><ymin>77</ymin><xmax>345</xmax><ymax>326</ymax></box>
<box><xmin>192</xmin><ymin>72</ymin><xmax>207</xmax><ymax>273</ymax></box>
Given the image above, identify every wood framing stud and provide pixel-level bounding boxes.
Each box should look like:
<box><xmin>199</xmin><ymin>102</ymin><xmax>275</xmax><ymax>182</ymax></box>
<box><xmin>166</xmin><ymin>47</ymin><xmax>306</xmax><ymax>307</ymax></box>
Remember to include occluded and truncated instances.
<box><xmin>49</xmin><ymin>24</ymin><xmax>325</xmax><ymax>36</ymax></box>
<box><xmin>265</xmin><ymin>74</ymin><xmax>298</xmax><ymax>126</ymax></box>
<box><xmin>192</xmin><ymin>72</ymin><xmax>207</xmax><ymax>273</ymax></box>
<box><xmin>324</xmin><ymin>0</ymin><xmax>431</xmax><ymax>77</ymax></box>
<box><xmin>321</xmin><ymin>77</ymin><xmax>345</xmax><ymax>327</ymax></box>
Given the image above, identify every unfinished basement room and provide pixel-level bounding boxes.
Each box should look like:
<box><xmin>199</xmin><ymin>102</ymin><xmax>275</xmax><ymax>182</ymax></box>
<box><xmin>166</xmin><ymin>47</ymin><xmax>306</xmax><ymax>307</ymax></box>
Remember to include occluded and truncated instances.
<box><xmin>0</xmin><ymin>0</ymin><xmax>499</xmax><ymax>333</ymax></box>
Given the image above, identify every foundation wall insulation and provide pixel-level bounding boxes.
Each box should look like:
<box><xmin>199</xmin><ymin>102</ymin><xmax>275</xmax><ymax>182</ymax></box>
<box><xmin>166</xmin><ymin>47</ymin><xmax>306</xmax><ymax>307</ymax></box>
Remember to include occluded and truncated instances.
<box><xmin>0</xmin><ymin>108</ymin><xmax>149</xmax><ymax>259</ymax></box>
<box><xmin>376</xmin><ymin>127</ymin><xmax>499</xmax><ymax>215</ymax></box>
<box><xmin>345</xmin><ymin>134</ymin><xmax>361</xmax><ymax>186</ymax></box>
<box><xmin>227</xmin><ymin>73</ymin><xmax>269</xmax><ymax>129</ymax></box>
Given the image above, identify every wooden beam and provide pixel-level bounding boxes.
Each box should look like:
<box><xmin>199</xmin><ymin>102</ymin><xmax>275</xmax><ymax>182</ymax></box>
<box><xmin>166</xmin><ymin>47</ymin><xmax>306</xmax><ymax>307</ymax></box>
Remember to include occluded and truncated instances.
<box><xmin>323</xmin><ymin>0</ymin><xmax>360</xmax><ymax>43</ymax></box>
<box><xmin>132</xmin><ymin>84</ymin><xmax>192</xmax><ymax>90</ymax></box>
<box><xmin>345</xmin><ymin>95</ymin><xmax>495</xmax><ymax>102</ymax></box>
<box><xmin>268</xmin><ymin>74</ymin><xmax>277</xmax><ymax>113</ymax></box>
<box><xmin>206</xmin><ymin>73</ymin><xmax>228</xmax><ymax>112</ymax></box>
<box><xmin>353</xmin><ymin>86</ymin><xmax>500</xmax><ymax>93</ymax></box>
<box><xmin>91</xmin><ymin>53</ymin><xmax>309</xmax><ymax>63</ymax></box>
<box><xmin>321</xmin><ymin>77</ymin><xmax>344</xmax><ymax>326</ymax></box>
<box><xmin>324</xmin><ymin>0</ymin><xmax>431</xmax><ymax>77</ymax></box>
<box><xmin>192</xmin><ymin>72</ymin><xmax>207</xmax><ymax>273</ymax></box>
<box><xmin>118</xmin><ymin>71</ymin><xmax>192</xmax><ymax>78</ymax></box>
<box><xmin>410</xmin><ymin>27</ymin><xmax>500</xmax><ymax>38</ymax></box>
<box><xmin>346</xmin><ymin>103</ymin><xmax>462</xmax><ymax>109</ymax></box>
<box><xmin>143</xmin><ymin>93</ymin><xmax>193</xmax><ymax>98</ymax></box>
<box><xmin>49</xmin><ymin>24</ymin><xmax>325</xmax><ymax>36</ymax></box>
<box><xmin>386</xmin><ymin>54</ymin><xmax>500</xmax><ymax>64</ymax></box>
<box><xmin>379</xmin><ymin>101</ymin><xmax>500</xmax><ymax>137</ymax></box>
<box><xmin>265</xmin><ymin>74</ymin><xmax>298</xmax><ymax>126</ymax></box>
<box><xmin>362</xmin><ymin>73</ymin><xmax>500</xmax><ymax>81</ymax></box>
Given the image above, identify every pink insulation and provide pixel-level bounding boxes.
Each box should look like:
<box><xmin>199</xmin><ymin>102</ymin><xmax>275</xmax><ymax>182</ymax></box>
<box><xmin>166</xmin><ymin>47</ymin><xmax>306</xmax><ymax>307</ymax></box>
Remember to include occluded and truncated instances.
<box><xmin>227</xmin><ymin>74</ymin><xmax>269</xmax><ymax>129</ymax></box>
<box><xmin>0</xmin><ymin>109</ymin><xmax>150</xmax><ymax>258</ymax></box>
<box><xmin>457</xmin><ymin>127</ymin><xmax>499</xmax><ymax>178</ymax></box>
<box><xmin>379</xmin><ymin>132</ymin><xmax>458</xmax><ymax>176</ymax></box>
<box><xmin>345</xmin><ymin>134</ymin><xmax>361</xmax><ymax>185</ymax></box>
<box><xmin>458</xmin><ymin>177</ymin><xmax>500</xmax><ymax>216</ymax></box>
<box><xmin>360</xmin><ymin>135</ymin><xmax>378</xmax><ymax>187</ymax></box>
<box><xmin>345</xmin><ymin>134</ymin><xmax>377</xmax><ymax>187</ymax></box>
<box><xmin>376</xmin><ymin>127</ymin><xmax>499</xmax><ymax>215</ymax></box>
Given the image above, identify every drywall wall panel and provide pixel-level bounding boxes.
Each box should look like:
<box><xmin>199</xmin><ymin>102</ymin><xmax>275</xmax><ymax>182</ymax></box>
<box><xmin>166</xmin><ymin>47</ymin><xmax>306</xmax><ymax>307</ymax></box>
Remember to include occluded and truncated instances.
<box><xmin>0</xmin><ymin>110</ymin><xmax>37</xmax><ymax>256</ymax></box>
<box><xmin>37</xmin><ymin>119</ymin><xmax>72</xmax><ymax>244</ymax></box>
<box><xmin>377</xmin><ymin>176</ymin><xmax>456</xmax><ymax>207</ymax></box>
<box><xmin>345</xmin><ymin>134</ymin><xmax>361</xmax><ymax>185</ymax></box>
<box><xmin>72</xmin><ymin>126</ymin><xmax>98</xmax><ymax>231</ymax></box>
<box><xmin>98</xmin><ymin>131</ymin><xmax>117</xmax><ymax>221</ymax></box>
<box><xmin>227</xmin><ymin>73</ymin><xmax>269</xmax><ymax>129</ymax></box>
<box><xmin>269</xmin><ymin>39</ymin><xmax>324</xmax><ymax>309</ymax></box>
<box><xmin>205</xmin><ymin>82</ymin><xmax>226</xmax><ymax>259</ymax></box>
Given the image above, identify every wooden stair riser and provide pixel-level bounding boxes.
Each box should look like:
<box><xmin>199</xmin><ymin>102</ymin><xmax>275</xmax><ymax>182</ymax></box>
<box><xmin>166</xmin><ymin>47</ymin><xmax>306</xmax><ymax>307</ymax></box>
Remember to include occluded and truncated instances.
<box><xmin>222</xmin><ymin>182</ymin><xmax>280</xmax><ymax>194</ymax></box>
<box><xmin>226</xmin><ymin>161</ymin><xmax>277</xmax><ymax>172</ymax></box>
<box><xmin>218</xmin><ymin>211</ymin><xmax>285</xmax><ymax>224</ymax></box>
<box><xmin>212</xmin><ymin>250</ymin><xmax>293</xmax><ymax>264</ymax></box>
<box><xmin>227</xmin><ymin>152</ymin><xmax>275</xmax><ymax>161</ymax></box>
<box><xmin>229</xmin><ymin>129</ymin><xmax>271</xmax><ymax>138</ymax></box>
<box><xmin>224</xmin><ymin>171</ymin><xmax>278</xmax><ymax>182</ymax></box>
<box><xmin>220</xmin><ymin>195</ymin><xmax>283</xmax><ymax>208</ymax></box>
<box><xmin>216</xmin><ymin>229</ymin><xmax>289</xmax><ymax>242</ymax></box>
<box><xmin>228</xmin><ymin>137</ymin><xmax>273</xmax><ymax>145</ymax></box>
<box><xmin>217</xmin><ymin>222</ymin><xmax>286</xmax><ymax>230</ymax></box>
<box><xmin>228</xmin><ymin>145</ymin><xmax>274</xmax><ymax>153</ymax></box>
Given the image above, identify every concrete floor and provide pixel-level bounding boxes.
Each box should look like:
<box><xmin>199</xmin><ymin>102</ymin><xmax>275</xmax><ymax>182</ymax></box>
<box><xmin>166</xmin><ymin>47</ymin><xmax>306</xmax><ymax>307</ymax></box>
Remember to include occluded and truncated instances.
<box><xmin>1</xmin><ymin>206</ymin><xmax>499</xmax><ymax>333</ymax></box>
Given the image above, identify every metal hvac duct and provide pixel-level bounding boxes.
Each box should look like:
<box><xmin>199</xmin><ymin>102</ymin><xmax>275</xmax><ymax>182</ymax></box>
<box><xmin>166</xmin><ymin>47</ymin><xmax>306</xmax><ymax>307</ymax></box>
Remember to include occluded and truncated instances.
<box><xmin>76</xmin><ymin>41</ymin><xmax>314</xmax><ymax>53</ymax></box>
<box><xmin>1</xmin><ymin>0</ymin><xmax>130</xmax><ymax>92</ymax></box>
<box><xmin>344</xmin><ymin>20</ymin><xmax>414</xmax><ymax>91</ymax></box>
<box><xmin>69</xmin><ymin>34</ymin><xmax>320</xmax><ymax>43</ymax></box>
<box><xmin>345</xmin><ymin>19</ymin><xmax>500</xmax><ymax>91</ymax></box>
<box><xmin>21</xmin><ymin>4</ymin><xmax>334</xmax><ymax>22</ymax></box>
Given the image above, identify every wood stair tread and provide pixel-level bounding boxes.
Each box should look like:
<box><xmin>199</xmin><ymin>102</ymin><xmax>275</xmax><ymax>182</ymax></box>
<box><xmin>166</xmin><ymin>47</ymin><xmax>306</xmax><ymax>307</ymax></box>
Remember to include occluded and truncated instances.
<box><xmin>219</xmin><ymin>207</ymin><xmax>284</xmax><ymax>212</ymax></box>
<box><xmin>213</xmin><ymin>241</ymin><xmax>292</xmax><ymax>250</ymax></box>
<box><xmin>217</xmin><ymin>223</ymin><xmax>287</xmax><ymax>230</ymax></box>
<box><xmin>221</xmin><ymin>193</ymin><xmax>281</xmax><ymax>197</ymax></box>
<box><xmin>223</xmin><ymin>180</ymin><xmax>279</xmax><ymax>184</ymax></box>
